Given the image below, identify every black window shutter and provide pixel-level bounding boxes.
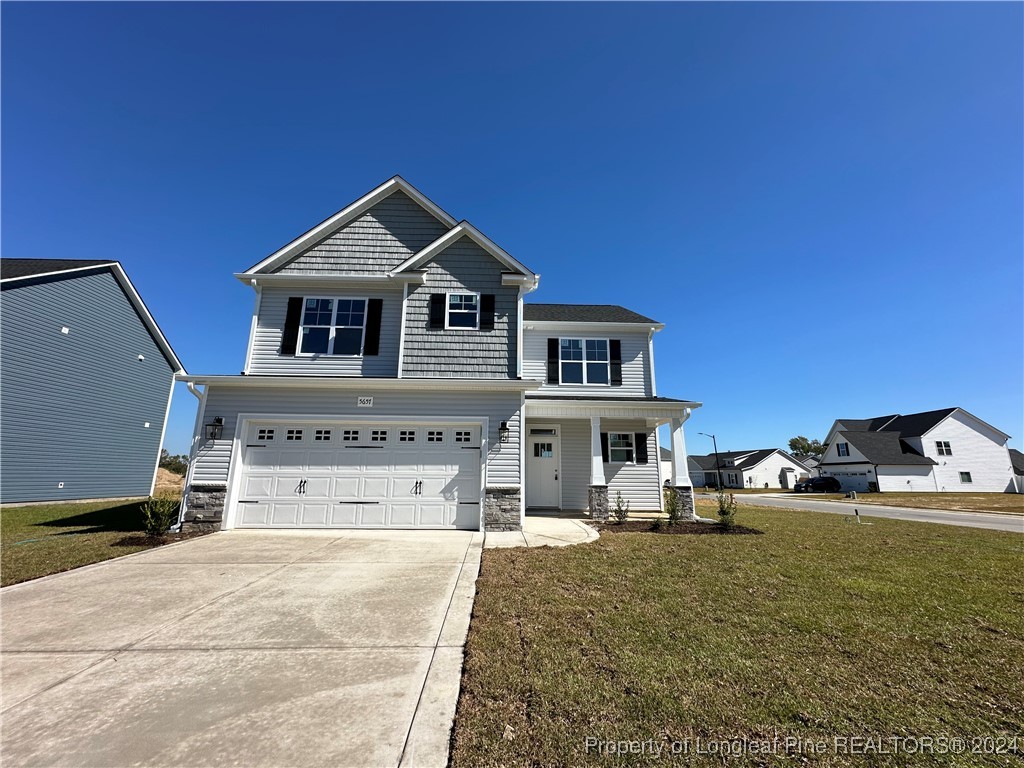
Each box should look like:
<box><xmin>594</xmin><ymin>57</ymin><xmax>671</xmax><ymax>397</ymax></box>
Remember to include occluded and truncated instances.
<box><xmin>609</xmin><ymin>339</ymin><xmax>623</xmax><ymax>386</ymax></box>
<box><xmin>600</xmin><ymin>432</ymin><xmax>609</xmax><ymax>463</ymax></box>
<box><xmin>547</xmin><ymin>338</ymin><xmax>559</xmax><ymax>384</ymax></box>
<box><xmin>281</xmin><ymin>297</ymin><xmax>303</xmax><ymax>355</ymax></box>
<box><xmin>480</xmin><ymin>294</ymin><xmax>495</xmax><ymax>331</ymax></box>
<box><xmin>429</xmin><ymin>294</ymin><xmax>445</xmax><ymax>329</ymax></box>
<box><xmin>363</xmin><ymin>298</ymin><xmax>383</xmax><ymax>355</ymax></box>
<box><xmin>635</xmin><ymin>433</ymin><xmax>648</xmax><ymax>464</ymax></box>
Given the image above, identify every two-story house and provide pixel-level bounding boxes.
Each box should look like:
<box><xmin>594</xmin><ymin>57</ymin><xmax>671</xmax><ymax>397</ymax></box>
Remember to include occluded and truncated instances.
<box><xmin>177</xmin><ymin>177</ymin><xmax>701</xmax><ymax>532</ymax></box>
<box><xmin>817</xmin><ymin>407</ymin><xmax>1015</xmax><ymax>493</ymax></box>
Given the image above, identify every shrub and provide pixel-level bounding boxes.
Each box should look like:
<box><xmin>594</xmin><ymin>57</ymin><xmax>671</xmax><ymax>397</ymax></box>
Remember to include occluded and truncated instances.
<box><xmin>613</xmin><ymin>491</ymin><xmax>630</xmax><ymax>523</ymax></box>
<box><xmin>665</xmin><ymin>488</ymin><xmax>682</xmax><ymax>527</ymax></box>
<box><xmin>716</xmin><ymin>491</ymin><xmax>738</xmax><ymax>530</ymax></box>
<box><xmin>141</xmin><ymin>496</ymin><xmax>179</xmax><ymax>537</ymax></box>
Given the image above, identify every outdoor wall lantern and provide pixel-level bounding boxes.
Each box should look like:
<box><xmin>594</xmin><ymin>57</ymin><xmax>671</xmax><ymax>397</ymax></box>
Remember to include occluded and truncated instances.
<box><xmin>205</xmin><ymin>417</ymin><xmax>224</xmax><ymax>440</ymax></box>
<box><xmin>498</xmin><ymin>421</ymin><xmax>511</xmax><ymax>443</ymax></box>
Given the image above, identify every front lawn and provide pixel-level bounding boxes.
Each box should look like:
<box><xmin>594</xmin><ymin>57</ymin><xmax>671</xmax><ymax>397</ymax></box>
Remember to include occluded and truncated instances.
<box><xmin>1</xmin><ymin>498</ymin><xmax>193</xmax><ymax>587</ymax></box>
<box><xmin>841</xmin><ymin>492</ymin><xmax>1024</xmax><ymax>516</ymax></box>
<box><xmin>451</xmin><ymin>502</ymin><xmax>1023</xmax><ymax>767</ymax></box>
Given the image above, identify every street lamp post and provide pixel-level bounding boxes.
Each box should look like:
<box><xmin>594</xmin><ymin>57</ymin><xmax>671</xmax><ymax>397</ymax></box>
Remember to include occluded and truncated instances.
<box><xmin>699</xmin><ymin>432</ymin><xmax>723</xmax><ymax>491</ymax></box>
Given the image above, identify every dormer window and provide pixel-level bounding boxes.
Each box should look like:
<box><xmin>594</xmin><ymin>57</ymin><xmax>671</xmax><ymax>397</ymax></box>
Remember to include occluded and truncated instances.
<box><xmin>446</xmin><ymin>293</ymin><xmax>479</xmax><ymax>329</ymax></box>
<box><xmin>299</xmin><ymin>297</ymin><xmax>366</xmax><ymax>356</ymax></box>
<box><xmin>559</xmin><ymin>339</ymin><xmax>609</xmax><ymax>385</ymax></box>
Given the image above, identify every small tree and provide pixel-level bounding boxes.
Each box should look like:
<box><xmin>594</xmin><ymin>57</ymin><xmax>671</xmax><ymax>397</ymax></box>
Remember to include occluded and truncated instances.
<box><xmin>716</xmin><ymin>491</ymin><xmax>738</xmax><ymax>530</ymax></box>
<box><xmin>159</xmin><ymin>449</ymin><xmax>189</xmax><ymax>476</ymax></box>
<box><xmin>788</xmin><ymin>436</ymin><xmax>824</xmax><ymax>458</ymax></box>
<box><xmin>665</xmin><ymin>487</ymin><xmax>682</xmax><ymax>527</ymax></box>
<box><xmin>141</xmin><ymin>496</ymin><xmax>179</xmax><ymax>537</ymax></box>
<box><xmin>612</xmin><ymin>491</ymin><xmax>630</xmax><ymax>523</ymax></box>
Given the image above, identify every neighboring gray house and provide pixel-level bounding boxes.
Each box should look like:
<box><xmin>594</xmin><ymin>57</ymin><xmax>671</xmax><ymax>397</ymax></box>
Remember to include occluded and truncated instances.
<box><xmin>818</xmin><ymin>408</ymin><xmax>1016</xmax><ymax>493</ymax></box>
<box><xmin>1</xmin><ymin>259</ymin><xmax>185</xmax><ymax>503</ymax></box>
<box><xmin>1010</xmin><ymin>449</ymin><xmax>1024</xmax><ymax>493</ymax></box>
<box><xmin>178</xmin><ymin>176</ymin><xmax>702</xmax><ymax>532</ymax></box>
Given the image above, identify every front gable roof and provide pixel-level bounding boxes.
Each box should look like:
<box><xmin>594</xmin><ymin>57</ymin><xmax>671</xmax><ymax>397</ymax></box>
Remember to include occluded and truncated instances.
<box><xmin>1</xmin><ymin>259</ymin><xmax>185</xmax><ymax>373</ymax></box>
<box><xmin>244</xmin><ymin>176</ymin><xmax>458</xmax><ymax>276</ymax></box>
<box><xmin>389</xmin><ymin>221</ymin><xmax>538</xmax><ymax>282</ymax></box>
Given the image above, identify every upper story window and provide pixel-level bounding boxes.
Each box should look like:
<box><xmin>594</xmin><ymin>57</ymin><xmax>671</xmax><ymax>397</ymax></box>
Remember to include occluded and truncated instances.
<box><xmin>936</xmin><ymin>441</ymin><xmax>952</xmax><ymax>456</ymax></box>
<box><xmin>559</xmin><ymin>339</ymin><xmax>609</xmax><ymax>385</ymax></box>
<box><xmin>299</xmin><ymin>297</ymin><xmax>366</xmax><ymax>356</ymax></box>
<box><xmin>837</xmin><ymin>442</ymin><xmax>850</xmax><ymax>457</ymax></box>
<box><xmin>446</xmin><ymin>294</ymin><xmax>479</xmax><ymax>329</ymax></box>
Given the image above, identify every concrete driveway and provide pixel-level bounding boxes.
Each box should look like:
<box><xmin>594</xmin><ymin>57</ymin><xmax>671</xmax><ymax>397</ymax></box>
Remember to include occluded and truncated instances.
<box><xmin>1</xmin><ymin>530</ymin><xmax>482</xmax><ymax>768</ymax></box>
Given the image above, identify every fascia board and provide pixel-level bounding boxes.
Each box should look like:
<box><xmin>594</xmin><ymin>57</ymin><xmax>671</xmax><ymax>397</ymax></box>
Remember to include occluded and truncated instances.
<box><xmin>174</xmin><ymin>374</ymin><xmax>542</xmax><ymax>392</ymax></box>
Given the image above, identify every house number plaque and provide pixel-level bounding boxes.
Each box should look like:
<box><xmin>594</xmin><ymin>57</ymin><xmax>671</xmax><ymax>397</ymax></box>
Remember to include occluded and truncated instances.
<box><xmin>357</xmin><ymin>396</ymin><xmax>373</xmax><ymax>408</ymax></box>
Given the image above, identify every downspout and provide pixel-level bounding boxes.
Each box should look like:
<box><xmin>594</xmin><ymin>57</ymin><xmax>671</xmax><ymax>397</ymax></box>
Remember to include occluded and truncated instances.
<box><xmin>174</xmin><ymin>381</ymin><xmax>206</xmax><ymax>531</ymax></box>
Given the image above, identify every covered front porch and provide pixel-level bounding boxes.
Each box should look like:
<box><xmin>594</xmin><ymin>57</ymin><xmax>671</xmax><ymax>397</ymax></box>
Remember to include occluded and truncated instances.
<box><xmin>522</xmin><ymin>396</ymin><xmax>701</xmax><ymax>520</ymax></box>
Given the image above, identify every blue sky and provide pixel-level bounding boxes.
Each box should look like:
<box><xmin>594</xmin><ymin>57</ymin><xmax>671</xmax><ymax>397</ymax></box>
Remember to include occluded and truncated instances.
<box><xmin>3</xmin><ymin>2</ymin><xmax>1021</xmax><ymax>455</ymax></box>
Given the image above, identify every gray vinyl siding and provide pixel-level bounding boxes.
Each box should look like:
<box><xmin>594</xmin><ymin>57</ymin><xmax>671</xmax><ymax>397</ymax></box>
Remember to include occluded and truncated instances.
<box><xmin>529</xmin><ymin>418</ymin><xmax>661</xmax><ymax>511</ymax></box>
<box><xmin>522</xmin><ymin>328</ymin><xmax>652</xmax><ymax>396</ymax></box>
<box><xmin>402</xmin><ymin>236</ymin><xmax>518</xmax><ymax>379</ymax></box>
<box><xmin>191</xmin><ymin>385</ymin><xmax>522</xmax><ymax>487</ymax></box>
<box><xmin>0</xmin><ymin>270</ymin><xmax>175</xmax><ymax>503</ymax></box>
<box><xmin>248</xmin><ymin>286</ymin><xmax>401</xmax><ymax>376</ymax></box>
<box><xmin>275</xmin><ymin>191</ymin><xmax>450</xmax><ymax>275</ymax></box>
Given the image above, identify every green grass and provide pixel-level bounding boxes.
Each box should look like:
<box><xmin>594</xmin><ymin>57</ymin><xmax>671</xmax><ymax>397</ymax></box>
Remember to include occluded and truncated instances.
<box><xmin>451</xmin><ymin>503</ymin><xmax>1024</xmax><ymax>767</ymax></box>
<box><xmin>1</xmin><ymin>499</ymin><xmax>169</xmax><ymax>586</ymax></box>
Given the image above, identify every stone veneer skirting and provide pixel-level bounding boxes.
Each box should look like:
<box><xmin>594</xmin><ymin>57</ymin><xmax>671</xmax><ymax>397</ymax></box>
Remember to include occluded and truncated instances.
<box><xmin>673</xmin><ymin>485</ymin><xmax>696</xmax><ymax>519</ymax></box>
<box><xmin>588</xmin><ymin>485</ymin><xmax>609</xmax><ymax>521</ymax></box>
<box><xmin>484</xmin><ymin>487</ymin><xmax>522</xmax><ymax>531</ymax></box>
<box><xmin>182</xmin><ymin>484</ymin><xmax>227</xmax><ymax>531</ymax></box>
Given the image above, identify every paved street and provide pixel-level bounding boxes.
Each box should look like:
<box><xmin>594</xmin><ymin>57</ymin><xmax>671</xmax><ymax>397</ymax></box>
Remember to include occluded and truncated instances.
<box><xmin>699</xmin><ymin>493</ymin><xmax>1024</xmax><ymax>533</ymax></box>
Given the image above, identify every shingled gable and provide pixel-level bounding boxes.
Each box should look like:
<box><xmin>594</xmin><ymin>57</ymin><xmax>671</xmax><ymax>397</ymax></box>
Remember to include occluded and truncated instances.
<box><xmin>388</xmin><ymin>220</ymin><xmax>538</xmax><ymax>282</ymax></box>
<box><xmin>241</xmin><ymin>176</ymin><xmax>458</xmax><ymax>276</ymax></box>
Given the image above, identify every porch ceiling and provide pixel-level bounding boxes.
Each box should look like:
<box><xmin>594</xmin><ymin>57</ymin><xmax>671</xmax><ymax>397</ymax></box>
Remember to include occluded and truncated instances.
<box><xmin>523</xmin><ymin>397</ymin><xmax>699</xmax><ymax>424</ymax></box>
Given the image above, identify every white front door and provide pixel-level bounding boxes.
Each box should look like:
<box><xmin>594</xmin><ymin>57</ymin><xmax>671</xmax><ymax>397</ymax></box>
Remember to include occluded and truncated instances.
<box><xmin>526</xmin><ymin>432</ymin><xmax>560</xmax><ymax>508</ymax></box>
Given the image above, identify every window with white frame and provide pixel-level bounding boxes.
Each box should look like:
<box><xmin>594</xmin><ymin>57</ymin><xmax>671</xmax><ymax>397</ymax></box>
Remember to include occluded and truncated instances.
<box><xmin>959</xmin><ymin>471</ymin><xmax>972</xmax><ymax>483</ymax></box>
<box><xmin>455</xmin><ymin>430</ymin><xmax>472</xmax><ymax>443</ymax></box>
<box><xmin>286</xmin><ymin>429</ymin><xmax>303</xmax><ymax>441</ymax></box>
<box><xmin>446</xmin><ymin>294</ymin><xmax>479</xmax><ymax>329</ymax></box>
<box><xmin>608</xmin><ymin>433</ymin><xmax>634</xmax><ymax>463</ymax></box>
<box><xmin>342</xmin><ymin>430</ymin><xmax>359</xmax><ymax>442</ymax></box>
<box><xmin>257</xmin><ymin>428</ymin><xmax>275</xmax><ymax>441</ymax></box>
<box><xmin>399</xmin><ymin>429</ymin><xmax>416</xmax><ymax>443</ymax></box>
<box><xmin>427</xmin><ymin>430</ymin><xmax>444</xmax><ymax>443</ymax></box>
<box><xmin>560</xmin><ymin>339</ymin><xmax>609</xmax><ymax>385</ymax></box>
<box><xmin>299</xmin><ymin>297</ymin><xmax>366</xmax><ymax>355</ymax></box>
<box><xmin>314</xmin><ymin>429</ymin><xmax>332</xmax><ymax>441</ymax></box>
<box><xmin>837</xmin><ymin>442</ymin><xmax>850</xmax><ymax>457</ymax></box>
<box><xmin>371</xmin><ymin>429</ymin><xmax>388</xmax><ymax>442</ymax></box>
<box><xmin>936</xmin><ymin>441</ymin><xmax>952</xmax><ymax>456</ymax></box>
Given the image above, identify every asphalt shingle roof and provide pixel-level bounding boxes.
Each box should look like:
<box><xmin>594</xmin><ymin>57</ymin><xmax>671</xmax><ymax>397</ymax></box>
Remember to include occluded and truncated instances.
<box><xmin>1</xmin><ymin>259</ymin><xmax>116</xmax><ymax>280</ymax></box>
<box><xmin>1010</xmin><ymin>448</ymin><xmax>1024</xmax><ymax>475</ymax></box>
<box><xmin>881</xmin><ymin>408</ymin><xmax>958</xmax><ymax>439</ymax></box>
<box><xmin>838</xmin><ymin>431</ymin><xmax>936</xmax><ymax>466</ymax></box>
<box><xmin>523</xmin><ymin>303</ymin><xmax>659</xmax><ymax>324</ymax></box>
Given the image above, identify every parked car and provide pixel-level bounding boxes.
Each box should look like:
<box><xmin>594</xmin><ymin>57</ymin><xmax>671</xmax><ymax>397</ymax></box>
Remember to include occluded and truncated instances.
<box><xmin>794</xmin><ymin>476</ymin><xmax>841</xmax><ymax>493</ymax></box>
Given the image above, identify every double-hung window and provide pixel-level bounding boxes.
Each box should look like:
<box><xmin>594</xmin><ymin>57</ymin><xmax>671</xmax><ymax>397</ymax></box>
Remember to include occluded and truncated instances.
<box><xmin>299</xmin><ymin>298</ymin><xmax>366</xmax><ymax>356</ymax></box>
<box><xmin>559</xmin><ymin>339</ymin><xmax>609</xmax><ymax>385</ymax></box>
<box><xmin>609</xmin><ymin>433</ymin><xmax>634</xmax><ymax>463</ymax></box>
<box><xmin>837</xmin><ymin>442</ymin><xmax>850</xmax><ymax>457</ymax></box>
<box><xmin>446</xmin><ymin>294</ymin><xmax>479</xmax><ymax>329</ymax></box>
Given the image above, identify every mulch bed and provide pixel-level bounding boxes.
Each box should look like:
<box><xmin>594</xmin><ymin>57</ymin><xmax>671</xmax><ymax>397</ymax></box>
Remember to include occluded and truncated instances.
<box><xmin>598</xmin><ymin>521</ymin><xmax>763</xmax><ymax>535</ymax></box>
<box><xmin>114</xmin><ymin>530</ymin><xmax>214</xmax><ymax>547</ymax></box>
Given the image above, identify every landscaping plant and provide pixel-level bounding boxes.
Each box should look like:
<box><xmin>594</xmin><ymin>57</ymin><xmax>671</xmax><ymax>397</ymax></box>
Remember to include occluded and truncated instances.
<box><xmin>612</xmin><ymin>490</ymin><xmax>630</xmax><ymax>523</ymax></box>
<box><xmin>141</xmin><ymin>496</ymin><xmax>179</xmax><ymax>537</ymax></box>
<box><xmin>716</xmin><ymin>491</ymin><xmax>737</xmax><ymax>529</ymax></box>
<box><xmin>665</xmin><ymin>487</ymin><xmax>681</xmax><ymax>527</ymax></box>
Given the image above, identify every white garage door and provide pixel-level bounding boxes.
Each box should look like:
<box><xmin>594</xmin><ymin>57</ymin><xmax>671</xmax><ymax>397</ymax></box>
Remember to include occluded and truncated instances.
<box><xmin>234</xmin><ymin>421</ymin><xmax>481</xmax><ymax>530</ymax></box>
<box><xmin>828</xmin><ymin>470</ymin><xmax>871</xmax><ymax>492</ymax></box>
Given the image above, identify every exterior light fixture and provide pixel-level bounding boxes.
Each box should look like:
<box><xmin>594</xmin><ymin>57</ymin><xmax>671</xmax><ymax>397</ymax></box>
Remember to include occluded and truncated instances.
<box><xmin>498</xmin><ymin>421</ymin><xmax>511</xmax><ymax>443</ymax></box>
<box><xmin>205</xmin><ymin>417</ymin><xmax>224</xmax><ymax>440</ymax></box>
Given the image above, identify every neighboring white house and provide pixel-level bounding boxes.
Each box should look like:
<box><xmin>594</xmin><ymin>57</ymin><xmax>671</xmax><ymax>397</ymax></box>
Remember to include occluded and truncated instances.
<box><xmin>818</xmin><ymin>407</ymin><xmax>1016</xmax><ymax>493</ymax></box>
<box><xmin>661</xmin><ymin>448</ymin><xmax>810</xmax><ymax>489</ymax></box>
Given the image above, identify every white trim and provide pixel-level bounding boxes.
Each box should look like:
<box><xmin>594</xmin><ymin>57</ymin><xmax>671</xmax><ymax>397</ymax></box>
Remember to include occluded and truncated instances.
<box><xmin>516</xmin><ymin>287</ymin><xmax>524</xmax><ymax>379</ymax></box>
<box><xmin>176</xmin><ymin>374</ymin><xmax>542</xmax><ymax>392</ymax></box>
<box><xmin>242</xmin><ymin>283</ymin><xmax>262</xmax><ymax>374</ymax></box>
<box><xmin>608</xmin><ymin>432</ymin><xmax>636</xmax><ymax>464</ymax></box>
<box><xmin>654</xmin><ymin>427</ymin><xmax>665</xmax><ymax>510</ymax></box>
<box><xmin>243</xmin><ymin>176</ymin><xmax>458</xmax><ymax>275</ymax></box>
<box><xmin>149</xmin><ymin>377</ymin><xmax>177</xmax><ymax>497</ymax></box>
<box><xmin>519</xmin><ymin>391</ymin><xmax>526</xmax><ymax>522</ymax></box>
<box><xmin>389</xmin><ymin>221</ymin><xmax>538</xmax><ymax>282</ymax></box>
<box><xmin>294</xmin><ymin>295</ymin><xmax>368</xmax><ymax>358</ymax></box>
<box><xmin>1</xmin><ymin>262</ymin><xmax>121</xmax><ymax>283</ymax></box>
<box><xmin>445</xmin><ymin>291</ymin><xmax>481</xmax><ymax>330</ymax></box>
<box><xmin>179</xmin><ymin>384</ymin><xmax>209</xmax><ymax>525</ymax></box>
<box><xmin>525</xmin><ymin>398</ymin><xmax>701</xmax><ymax>423</ymax></box>
<box><xmin>233</xmin><ymin>273</ymin><xmax>427</xmax><ymax>286</ymax></box>
<box><xmin>397</xmin><ymin>281</ymin><xmax>409</xmax><ymax>379</ymax></box>
<box><xmin>223</xmin><ymin>413</ymin><xmax>488</xmax><ymax>531</ymax></box>
<box><xmin>648</xmin><ymin>329</ymin><xmax>658</xmax><ymax>397</ymax></box>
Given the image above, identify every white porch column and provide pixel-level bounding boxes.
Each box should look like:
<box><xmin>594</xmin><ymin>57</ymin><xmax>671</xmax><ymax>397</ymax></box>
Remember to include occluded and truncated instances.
<box><xmin>590</xmin><ymin>416</ymin><xmax>606</xmax><ymax>485</ymax></box>
<box><xmin>670</xmin><ymin>409</ymin><xmax>693</xmax><ymax>487</ymax></box>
